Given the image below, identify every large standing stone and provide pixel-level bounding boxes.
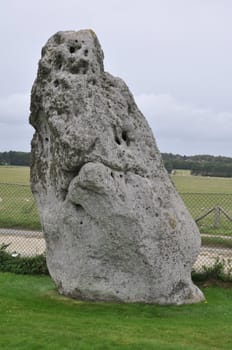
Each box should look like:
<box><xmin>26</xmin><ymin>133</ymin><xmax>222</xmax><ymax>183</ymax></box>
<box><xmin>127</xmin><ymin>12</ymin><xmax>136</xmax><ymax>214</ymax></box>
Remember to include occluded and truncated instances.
<box><xmin>30</xmin><ymin>30</ymin><xmax>204</xmax><ymax>304</ymax></box>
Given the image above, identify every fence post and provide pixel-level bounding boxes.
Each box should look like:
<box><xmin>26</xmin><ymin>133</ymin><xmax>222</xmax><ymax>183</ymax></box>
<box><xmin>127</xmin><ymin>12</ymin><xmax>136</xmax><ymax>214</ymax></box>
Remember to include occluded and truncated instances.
<box><xmin>214</xmin><ymin>205</ymin><xmax>220</xmax><ymax>229</ymax></box>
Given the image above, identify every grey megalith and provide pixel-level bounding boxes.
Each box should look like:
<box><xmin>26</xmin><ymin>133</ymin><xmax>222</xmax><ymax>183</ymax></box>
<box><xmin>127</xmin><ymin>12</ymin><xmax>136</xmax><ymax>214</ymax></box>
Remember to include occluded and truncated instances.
<box><xmin>30</xmin><ymin>30</ymin><xmax>204</xmax><ymax>304</ymax></box>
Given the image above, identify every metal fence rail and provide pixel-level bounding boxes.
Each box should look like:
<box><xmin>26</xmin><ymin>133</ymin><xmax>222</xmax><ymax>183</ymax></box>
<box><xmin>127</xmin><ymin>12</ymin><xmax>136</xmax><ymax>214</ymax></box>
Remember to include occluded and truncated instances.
<box><xmin>180</xmin><ymin>193</ymin><xmax>232</xmax><ymax>235</ymax></box>
<box><xmin>0</xmin><ymin>183</ymin><xmax>232</xmax><ymax>273</ymax></box>
<box><xmin>180</xmin><ymin>193</ymin><xmax>232</xmax><ymax>272</ymax></box>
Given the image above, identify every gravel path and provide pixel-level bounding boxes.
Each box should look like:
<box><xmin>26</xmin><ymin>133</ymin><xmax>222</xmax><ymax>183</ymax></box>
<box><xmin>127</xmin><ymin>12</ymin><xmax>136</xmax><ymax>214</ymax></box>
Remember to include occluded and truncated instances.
<box><xmin>0</xmin><ymin>228</ymin><xmax>42</xmax><ymax>238</ymax></box>
<box><xmin>194</xmin><ymin>246</ymin><xmax>232</xmax><ymax>272</ymax></box>
<box><xmin>0</xmin><ymin>229</ymin><xmax>45</xmax><ymax>256</ymax></box>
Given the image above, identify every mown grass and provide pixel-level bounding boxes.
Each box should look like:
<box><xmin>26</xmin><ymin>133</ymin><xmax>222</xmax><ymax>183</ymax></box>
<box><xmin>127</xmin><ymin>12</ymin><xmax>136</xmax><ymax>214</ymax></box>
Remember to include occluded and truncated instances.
<box><xmin>202</xmin><ymin>235</ymin><xmax>232</xmax><ymax>249</ymax></box>
<box><xmin>0</xmin><ymin>166</ymin><xmax>30</xmax><ymax>185</ymax></box>
<box><xmin>0</xmin><ymin>273</ymin><xmax>232</xmax><ymax>350</ymax></box>
<box><xmin>0</xmin><ymin>183</ymin><xmax>41</xmax><ymax>230</ymax></box>
<box><xmin>1</xmin><ymin>166</ymin><xmax>232</xmax><ymax>193</ymax></box>
<box><xmin>0</xmin><ymin>166</ymin><xmax>40</xmax><ymax>230</ymax></box>
<box><xmin>180</xmin><ymin>192</ymin><xmax>232</xmax><ymax>236</ymax></box>
<box><xmin>172</xmin><ymin>170</ymin><xmax>232</xmax><ymax>193</ymax></box>
<box><xmin>171</xmin><ymin>170</ymin><xmax>232</xmax><ymax>237</ymax></box>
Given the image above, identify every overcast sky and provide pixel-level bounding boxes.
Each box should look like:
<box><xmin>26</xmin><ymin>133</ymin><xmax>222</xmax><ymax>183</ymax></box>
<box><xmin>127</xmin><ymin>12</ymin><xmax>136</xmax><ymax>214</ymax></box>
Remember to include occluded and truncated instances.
<box><xmin>1</xmin><ymin>0</ymin><xmax>232</xmax><ymax>156</ymax></box>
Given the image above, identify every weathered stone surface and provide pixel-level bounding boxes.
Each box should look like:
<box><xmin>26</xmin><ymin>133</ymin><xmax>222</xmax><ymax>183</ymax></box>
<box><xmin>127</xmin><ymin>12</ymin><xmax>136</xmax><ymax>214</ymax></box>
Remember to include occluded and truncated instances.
<box><xmin>30</xmin><ymin>30</ymin><xmax>204</xmax><ymax>304</ymax></box>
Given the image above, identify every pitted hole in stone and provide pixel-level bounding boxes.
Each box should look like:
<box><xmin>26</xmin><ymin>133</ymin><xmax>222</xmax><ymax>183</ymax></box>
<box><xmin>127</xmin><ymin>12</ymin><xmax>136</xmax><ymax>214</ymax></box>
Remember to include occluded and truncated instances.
<box><xmin>45</xmin><ymin>137</ymin><xmax>49</xmax><ymax>142</ymax></box>
<box><xmin>90</xmin><ymin>78</ymin><xmax>96</xmax><ymax>86</ymax></box>
<box><xmin>115</xmin><ymin>136</ymin><xmax>121</xmax><ymax>145</ymax></box>
<box><xmin>122</xmin><ymin>130</ymin><xmax>130</xmax><ymax>146</ymax></box>
<box><xmin>113</xmin><ymin>126</ymin><xmax>122</xmax><ymax>145</ymax></box>
<box><xmin>70</xmin><ymin>59</ymin><xmax>89</xmax><ymax>74</ymax></box>
<box><xmin>127</xmin><ymin>104</ymin><xmax>132</xmax><ymax>114</ymax></box>
<box><xmin>84</xmin><ymin>49</ymin><xmax>89</xmax><ymax>57</ymax></box>
<box><xmin>69</xmin><ymin>46</ymin><xmax>75</xmax><ymax>54</ymax></box>
<box><xmin>53</xmin><ymin>80</ymin><xmax>59</xmax><ymax>87</ymax></box>
<box><xmin>80</xmin><ymin>221</ymin><xmax>83</xmax><ymax>225</ymax></box>
<box><xmin>110</xmin><ymin>171</ymin><xmax>114</xmax><ymax>178</ymax></box>
<box><xmin>55</xmin><ymin>53</ymin><xmax>63</xmax><ymax>70</ymax></box>
<box><xmin>74</xmin><ymin>203</ymin><xmax>85</xmax><ymax>212</ymax></box>
<box><xmin>158</xmin><ymin>197</ymin><xmax>162</xmax><ymax>207</ymax></box>
<box><xmin>119</xmin><ymin>174</ymin><xmax>123</xmax><ymax>178</ymax></box>
<box><xmin>122</xmin><ymin>130</ymin><xmax>127</xmax><ymax>142</ymax></box>
<box><xmin>60</xmin><ymin>189</ymin><xmax>68</xmax><ymax>201</ymax></box>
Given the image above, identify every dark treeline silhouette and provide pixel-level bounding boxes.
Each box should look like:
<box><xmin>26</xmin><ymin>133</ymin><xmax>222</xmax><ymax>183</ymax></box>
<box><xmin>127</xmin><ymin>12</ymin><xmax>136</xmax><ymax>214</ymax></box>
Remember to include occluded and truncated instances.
<box><xmin>0</xmin><ymin>151</ymin><xmax>30</xmax><ymax>166</ymax></box>
<box><xmin>1</xmin><ymin>151</ymin><xmax>232</xmax><ymax>177</ymax></box>
<box><xmin>162</xmin><ymin>153</ymin><xmax>232</xmax><ymax>177</ymax></box>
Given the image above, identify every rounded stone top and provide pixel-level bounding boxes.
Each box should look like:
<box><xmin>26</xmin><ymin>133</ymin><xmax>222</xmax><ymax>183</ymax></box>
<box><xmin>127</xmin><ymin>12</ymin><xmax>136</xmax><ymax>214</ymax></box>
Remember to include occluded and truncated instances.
<box><xmin>38</xmin><ymin>29</ymin><xmax>104</xmax><ymax>78</ymax></box>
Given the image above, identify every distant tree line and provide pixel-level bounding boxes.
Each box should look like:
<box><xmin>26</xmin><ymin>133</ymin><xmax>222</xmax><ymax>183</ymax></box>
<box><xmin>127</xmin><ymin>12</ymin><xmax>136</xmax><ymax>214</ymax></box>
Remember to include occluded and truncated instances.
<box><xmin>0</xmin><ymin>151</ymin><xmax>30</xmax><ymax>166</ymax></box>
<box><xmin>1</xmin><ymin>151</ymin><xmax>232</xmax><ymax>178</ymax></box>
<box><xmin>162</xmin><ymin>153</ymin><xmax>232</xmax><ymax>177</ymax></box>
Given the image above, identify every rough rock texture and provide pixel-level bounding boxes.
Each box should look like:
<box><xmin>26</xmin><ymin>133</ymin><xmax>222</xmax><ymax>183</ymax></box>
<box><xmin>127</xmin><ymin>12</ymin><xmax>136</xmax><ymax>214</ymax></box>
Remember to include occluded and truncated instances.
<box><xmin>30</xmin><ymin>30</ymin><xmax>204</xmax><ymax>304</ymax></box>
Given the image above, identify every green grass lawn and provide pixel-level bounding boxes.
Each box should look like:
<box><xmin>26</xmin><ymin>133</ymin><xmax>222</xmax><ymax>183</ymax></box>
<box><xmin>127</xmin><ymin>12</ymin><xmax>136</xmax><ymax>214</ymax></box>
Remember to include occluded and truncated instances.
<box><xmin>1</xmin><ymin>166</ymin><xmax>232</xmax><ymax>193</ymax></box>
<box><xmin>0</xmin><ymin>273</ymin><xmax>232</xmax><ymax>350</ymax></box>
<box><xmin>0</xmin><ymin>166</ymin><xmax>40</xmax><ymax>230</ymax></box>
<box><xmin>172</xmin><ymin>170</ymin><xmax>232</xmax><ymax>193</ymax></box>
<box><xmin>172</xmin><ymin>170</ymin><xmax>232</xmax><ymax>236</ymax></box>
<box><xmin>0</xmin><ymin>166</ymin><xmax>30</xmax><ymax>185</ymax></box>
<box><xmin>0</xmin><ymin>183</ymin><xmax>41</xmax><ymax>230</ymax></box>
<box><xmin>180</xmin><ymin>192</ymin><xmax>232</xmax><ymax>236</ymax></box>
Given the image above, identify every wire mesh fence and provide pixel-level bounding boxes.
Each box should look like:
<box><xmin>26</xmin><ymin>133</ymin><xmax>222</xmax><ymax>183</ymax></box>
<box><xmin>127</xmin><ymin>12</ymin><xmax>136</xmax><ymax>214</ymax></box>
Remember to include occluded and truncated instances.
<box><xmin>0</xmin><ymin>183</ymin><xmax>232</xmax><ymax>273</ymax></box>
<box><xmin>0</xmin><ymin>183</ymin><xmax>41</xmax><ymax>230</ymax></box>
<box><xmin>180</xmin><ymin>193</ymin><xmax>232</xmax><ymax>273</ymax></box>
<box><xmin>180</xmin><ymin>193</ymin><xmax>232</xmax><ymax>235</ymax></box>
<box><xmin>0</xmin><ymin>183</ymin><xmax>44</xmax><ymax>257</ymax></box>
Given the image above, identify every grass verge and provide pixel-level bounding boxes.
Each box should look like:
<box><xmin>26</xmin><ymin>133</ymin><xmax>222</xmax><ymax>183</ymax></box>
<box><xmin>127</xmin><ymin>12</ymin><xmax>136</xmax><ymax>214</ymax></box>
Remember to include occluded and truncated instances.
<box><xmin>202</xmin><ymin>235</ymin><xmax>232</xmax><ymax>249</ymax></box>
<box><xmin>0</xmin><ymin>273</ymin><xmax>232</xmax><ymax>350</ymax></box>
<box><xmin>0</xmin><ymin>183</ymin><xmax>41</xmax><ymax>230</ymax></box>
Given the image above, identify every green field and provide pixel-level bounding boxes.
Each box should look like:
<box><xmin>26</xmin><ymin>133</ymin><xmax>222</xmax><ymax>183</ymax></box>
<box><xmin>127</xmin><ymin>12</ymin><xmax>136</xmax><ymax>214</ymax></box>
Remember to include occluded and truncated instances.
<box><xmin>1</xmin><ymin>166</ymin><xmax>232</xmax><ymax>193</ymax></box>
<box><xmin>172</xmin><ymin>169</ymin><xmax>232</xmax><ymax>193</ymax></box>
<box><xmin>0</xmin><ymin>273</ymin><xmax>232</xmax><ymax>350</ymax></box>
<box><xmin>0</xmin><ymin>166</ymin><xmax>232</xmax><ymax>236</ymax></box>
<box><xmin>171</xmin><ymin>170</ymin><xmax>232</xmax><ymax>237</ymax></box>
<box><xmin>0</xmin><ymin>166</ymin><xmax>30</xmax><ymax>185</ymax></box>
<box><xmin>0</xmin><ymin>166</ymin><xmax>40</xmax><ymax>230</ymax></box>
<box><xmin>0</xmin><ymin>183</ymin><xmax>40</xmax><ymax>230</ymax></box>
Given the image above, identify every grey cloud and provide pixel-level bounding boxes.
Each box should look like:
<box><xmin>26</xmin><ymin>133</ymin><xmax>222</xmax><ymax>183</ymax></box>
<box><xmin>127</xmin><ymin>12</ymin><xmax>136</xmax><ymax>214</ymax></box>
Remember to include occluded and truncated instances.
<box><xmin>0</xmin><ymin>0</ymin><xmax>232</xmax><ymax>154</ymax></box>
<box><xmin>136</xmin><ymin>93</ymin><xmax>232</xmax><ymax>155</ymax></box>
<box><xmin>0</xmin><ymin>123</ymin><xmax>33</xmax><ymax>152</ymax></box>
<box><xmin>0</xmin><ymin>93</ymin><xmax>30</xmax><ymax>124</ymax></box>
